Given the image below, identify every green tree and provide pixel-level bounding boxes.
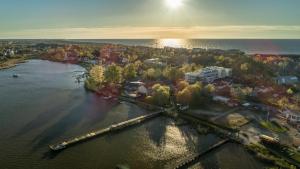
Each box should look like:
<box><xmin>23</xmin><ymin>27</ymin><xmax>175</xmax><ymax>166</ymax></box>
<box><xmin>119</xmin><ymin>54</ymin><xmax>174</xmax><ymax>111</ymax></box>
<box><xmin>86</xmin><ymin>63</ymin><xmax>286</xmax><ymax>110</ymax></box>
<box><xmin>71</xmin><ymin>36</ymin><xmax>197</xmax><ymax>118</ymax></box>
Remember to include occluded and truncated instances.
<box><xmin>180</xmin><ymin>63</ymin><xmax>201</xmax><ymax>73</ymax></box>
<box><xmin>163</xmin><ymin>66</ymin><xmax>184</xmax><ymax>82</ymax></box>
<box><xmin>123</xmin><ymin>63</ymin><xmax>137</xmax><ymax>80</ymax></box>
<box><xmin>240</xmin><ymin>63</ymin><xmax>250</xmax><ymax>72</ymax></box>
<box><xmin>287</xmin><ymin>88</ymin><xmax>294</xmax><ymax>95</ymax></box>
<box><xmin>143</xmin><ymin>68</ymin><xmax>161</xmax><ymax>80</ymax></box>
<box><xmin>104</xmin><ymin>64</ymin><xmax>123</xmax><ymax>84</ymax></box>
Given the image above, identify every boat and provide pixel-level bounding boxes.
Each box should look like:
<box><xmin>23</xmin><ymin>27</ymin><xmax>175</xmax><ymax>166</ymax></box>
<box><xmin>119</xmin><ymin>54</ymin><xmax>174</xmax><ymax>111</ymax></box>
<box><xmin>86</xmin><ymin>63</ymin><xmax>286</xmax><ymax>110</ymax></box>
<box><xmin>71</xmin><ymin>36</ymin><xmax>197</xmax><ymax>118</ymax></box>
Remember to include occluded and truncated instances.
<box><xmin>12</xmin><ymin>74</ymin><xmax>19</xmax><ymax>78</ymax></box>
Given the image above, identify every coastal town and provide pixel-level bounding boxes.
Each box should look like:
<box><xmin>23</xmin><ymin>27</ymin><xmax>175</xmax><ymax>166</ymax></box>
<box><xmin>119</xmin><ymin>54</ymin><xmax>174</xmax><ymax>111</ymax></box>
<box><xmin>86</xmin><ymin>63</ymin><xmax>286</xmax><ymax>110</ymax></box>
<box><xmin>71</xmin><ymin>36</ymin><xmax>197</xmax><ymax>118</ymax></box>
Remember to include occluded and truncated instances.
<box><xmin>1</xmin><ymin>40</ymin><xmax>300</xmax><ymax>168</ymax></box>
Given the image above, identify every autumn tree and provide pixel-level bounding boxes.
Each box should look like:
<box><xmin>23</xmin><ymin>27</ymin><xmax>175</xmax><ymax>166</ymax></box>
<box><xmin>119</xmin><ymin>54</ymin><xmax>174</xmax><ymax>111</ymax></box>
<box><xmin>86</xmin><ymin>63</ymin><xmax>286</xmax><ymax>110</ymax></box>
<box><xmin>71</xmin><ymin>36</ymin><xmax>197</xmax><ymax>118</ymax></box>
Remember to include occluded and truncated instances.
<box><xmin>176</xmin><ymin>82</ymin><xmax>205</xmax><ymax>107</ymax></box>
<box><xmin>85</xmin><ymin>65</ymin><xmax>105</xmax><ymax>91</ymax></box>
<box><xmin>204</xmin><ymin>84</ymin><xmax>216</xmax><ymax>94</ymax></box>
<box><xmin>177</xmin><ymin>80</ymin><xmax>189</xmax><ymax>91</ymax></box>
<box><xmin>177</xmin><ymin>87</ymin><xmax>193</xmax><ymax>105</ymax></box>
<box><xmin>89</xmin><ymin>65</ymin><xmax>105</xmax><ymax>84</ymax></box>
<box><xmin>143</xmin><ymin>68</ymin><xmax>161</xmax><ymax>80</ymax></box>
<box><xmin>163</xmin><ymin>66</ymin><xmax>184</xmax><ymax>82</ymax></box>
<box><xmin>151</xmin><ymin>84</ymin><xmax>170</xmax><ymax>106</ymax></box>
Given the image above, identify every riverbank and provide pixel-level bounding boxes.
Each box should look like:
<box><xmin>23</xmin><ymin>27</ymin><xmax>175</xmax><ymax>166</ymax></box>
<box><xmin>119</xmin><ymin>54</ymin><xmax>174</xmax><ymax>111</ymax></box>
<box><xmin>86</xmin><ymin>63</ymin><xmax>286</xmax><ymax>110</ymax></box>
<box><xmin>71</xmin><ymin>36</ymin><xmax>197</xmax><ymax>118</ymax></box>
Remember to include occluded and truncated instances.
<box><xmin>0</xmin><ymin>57</ymin><xmax>28</xmax><ymax>70</ymax></box>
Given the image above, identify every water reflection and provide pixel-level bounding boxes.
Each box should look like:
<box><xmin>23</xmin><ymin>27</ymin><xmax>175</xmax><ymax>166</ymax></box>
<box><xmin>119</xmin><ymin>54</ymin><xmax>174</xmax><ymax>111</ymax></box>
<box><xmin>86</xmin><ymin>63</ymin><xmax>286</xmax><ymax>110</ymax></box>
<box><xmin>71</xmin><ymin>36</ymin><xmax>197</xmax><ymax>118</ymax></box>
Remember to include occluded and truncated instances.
<box><xmin>155</xmin><ymin>39</ymin><xmax>188</xmax><ymax>48</ymax></box>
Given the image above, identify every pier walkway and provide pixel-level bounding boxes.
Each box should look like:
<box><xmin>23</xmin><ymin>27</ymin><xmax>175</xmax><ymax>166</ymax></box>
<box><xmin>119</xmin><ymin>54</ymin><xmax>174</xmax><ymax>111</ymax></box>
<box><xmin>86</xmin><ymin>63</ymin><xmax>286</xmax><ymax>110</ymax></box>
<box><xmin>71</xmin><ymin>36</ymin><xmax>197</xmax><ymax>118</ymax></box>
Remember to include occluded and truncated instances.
<box><xmin>173</xmin><ymin>139</ymin><xmax>230</xmax><ymax>169</ymax></box>
<box><xmin>49</xmin><ymin>110</ymin><xmax>164</xmax><ymax>151</ymax></box>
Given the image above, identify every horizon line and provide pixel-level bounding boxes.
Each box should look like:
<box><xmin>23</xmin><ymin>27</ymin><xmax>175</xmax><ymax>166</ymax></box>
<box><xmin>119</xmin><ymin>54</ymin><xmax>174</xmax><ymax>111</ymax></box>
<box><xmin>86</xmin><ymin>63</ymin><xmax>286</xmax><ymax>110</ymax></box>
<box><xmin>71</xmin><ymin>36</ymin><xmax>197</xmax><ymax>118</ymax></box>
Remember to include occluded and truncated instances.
<box><xmin>1</xmin><ymin>26</ymin><xmax>300</xmax><ymax>39</ymax></box>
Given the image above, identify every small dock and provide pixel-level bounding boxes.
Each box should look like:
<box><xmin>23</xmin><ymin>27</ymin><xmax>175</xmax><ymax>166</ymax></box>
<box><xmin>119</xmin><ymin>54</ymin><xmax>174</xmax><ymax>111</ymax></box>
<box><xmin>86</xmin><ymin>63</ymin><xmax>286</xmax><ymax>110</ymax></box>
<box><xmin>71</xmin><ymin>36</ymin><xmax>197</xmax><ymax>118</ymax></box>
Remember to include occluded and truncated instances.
<box><xmin>49</xmin><ymin>110</ymin><xmax>164</xmax><ymax>151</ymax></box>
<box><xmin>174</xmin><ymin>139</ymin><xmax>230</xmax><ymax>169</ymax></box>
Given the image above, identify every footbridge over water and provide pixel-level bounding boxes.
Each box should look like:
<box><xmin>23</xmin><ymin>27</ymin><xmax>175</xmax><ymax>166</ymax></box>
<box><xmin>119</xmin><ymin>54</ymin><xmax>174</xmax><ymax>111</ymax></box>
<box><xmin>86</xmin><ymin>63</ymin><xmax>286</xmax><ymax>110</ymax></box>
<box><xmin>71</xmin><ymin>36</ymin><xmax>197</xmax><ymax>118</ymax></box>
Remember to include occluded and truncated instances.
<box><xmin>49</xmin><ymin>110</ymin><xmax>164</xmax><ymax>151</ymax></box>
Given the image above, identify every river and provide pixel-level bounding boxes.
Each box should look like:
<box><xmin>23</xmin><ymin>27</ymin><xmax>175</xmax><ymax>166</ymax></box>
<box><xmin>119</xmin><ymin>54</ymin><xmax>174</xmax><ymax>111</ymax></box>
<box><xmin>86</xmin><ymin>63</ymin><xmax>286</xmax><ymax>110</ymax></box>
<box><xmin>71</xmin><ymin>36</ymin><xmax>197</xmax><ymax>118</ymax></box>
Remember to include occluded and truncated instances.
<box><xmin>0</xmin><ymin>60</ymin><xmax>265</xmax><ymax>169</ymax></box>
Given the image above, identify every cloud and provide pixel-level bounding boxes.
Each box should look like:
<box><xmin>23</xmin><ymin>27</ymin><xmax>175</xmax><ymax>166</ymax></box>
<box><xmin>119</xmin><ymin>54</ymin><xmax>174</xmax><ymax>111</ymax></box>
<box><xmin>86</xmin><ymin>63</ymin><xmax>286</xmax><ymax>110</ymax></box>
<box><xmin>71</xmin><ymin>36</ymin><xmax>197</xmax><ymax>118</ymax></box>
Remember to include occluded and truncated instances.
<box><xmin>1</xmin><ymin>26</ymin><xmax>300</xmax><ymax>39</ymax></box>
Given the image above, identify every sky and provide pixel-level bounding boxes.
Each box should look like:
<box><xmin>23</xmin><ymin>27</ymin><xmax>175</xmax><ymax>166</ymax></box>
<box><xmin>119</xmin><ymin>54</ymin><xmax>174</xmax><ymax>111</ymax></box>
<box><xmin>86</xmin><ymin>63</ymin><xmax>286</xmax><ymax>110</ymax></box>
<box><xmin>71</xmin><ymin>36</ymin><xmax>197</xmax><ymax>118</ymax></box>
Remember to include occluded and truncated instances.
<box><xmin>0</xmin><ymin>0</ymin><xmax>300</xmax><ymax>39</ymax></box>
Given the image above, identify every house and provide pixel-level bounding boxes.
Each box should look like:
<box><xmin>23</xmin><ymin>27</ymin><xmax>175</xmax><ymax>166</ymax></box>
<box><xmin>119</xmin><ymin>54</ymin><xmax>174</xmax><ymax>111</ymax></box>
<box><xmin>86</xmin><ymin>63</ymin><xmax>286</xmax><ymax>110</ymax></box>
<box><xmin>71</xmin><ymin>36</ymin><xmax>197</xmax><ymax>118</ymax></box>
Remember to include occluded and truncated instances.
<box><xmin>213</xmin><ymin>95</ymin><xmax>239</xmax><ymax>107</ymax></box>
<box><xmin>144</xmin><ymin>58</ymin><xmax>166</xmax><ymax>67</ymax></box>
<box><xmin>282</xmin><ymin>109</ymin><xmax>300</xmax><ymax>123</ymax></box>
<box><xmin>185</xmin><ymin>66</ymin><xmax>232</xmax><ymax>83</ymax></box>
<box><xmin>137</xmin><ymin>85</ymin><xmax>148</xmax><ymax>95</ymax></box>
<box><xmin>124</xmin><ymin>81</ymin><xmax>148</xmax><ymax>98</ymax></box>
<box><xmin>275</xmin><ymin>76</ymin><xmax>299</xmax><ymax>85</ymax></box>
<box><xmin>3</xmin><ymin>49</ymin><xmax>15</xmax><ymax>57</ymax></box>
<box><xmin>213</xmin><ymin>96</ymin><xmax>230</xmax><ymax>103</ymax></box>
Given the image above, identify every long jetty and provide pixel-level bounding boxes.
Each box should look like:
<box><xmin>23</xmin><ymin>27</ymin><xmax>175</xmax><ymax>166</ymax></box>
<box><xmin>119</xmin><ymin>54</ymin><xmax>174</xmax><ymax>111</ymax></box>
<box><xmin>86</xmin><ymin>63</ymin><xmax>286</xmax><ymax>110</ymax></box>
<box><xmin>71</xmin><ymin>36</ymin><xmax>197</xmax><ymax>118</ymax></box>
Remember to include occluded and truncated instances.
<box><xmin>174</xmin><ymin>139</ymin><xmax>229</xmax><ymax>169</ymax></box>
<box><xmin>49</xmin><ymin>110</ymin><xmax>164</xmax><ymax>151</ymax></box>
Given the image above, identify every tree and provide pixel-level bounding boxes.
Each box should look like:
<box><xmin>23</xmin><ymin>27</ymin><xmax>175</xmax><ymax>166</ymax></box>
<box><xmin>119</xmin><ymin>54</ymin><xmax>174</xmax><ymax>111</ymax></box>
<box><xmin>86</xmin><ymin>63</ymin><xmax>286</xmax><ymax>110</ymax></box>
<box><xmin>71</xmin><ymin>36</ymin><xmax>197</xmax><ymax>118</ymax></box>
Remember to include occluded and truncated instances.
<box><xmin>287</xmin><ymin>88</ymin><xmax>294</xmax><ymax>95</ymax></box>
<box><xmin>89</xmin><ymin>65</ymin><xmax>105</xmax><ymax>84</ymax></box>
<box><xmin>151</xmin><ymin>84</ymin><xmax>170</xmax><ymax>106</ymax></box>
<box><xmin>134</xmin><ymin>60</ymin><xmax>142</xmax><ymax>69</ymax></box>
<box><xmin>163</xmin><ymin>66</ymin><xmax>184</xmax><ymax>82</ymax></box>
<box><xmin>177</xmin><ymin>87</ymin><xmax>193</xmax><ymax>105</ymax></box>
<box><xmin>104</xmin><ymin>64</ymin><xmax>123</xmax><ymax>84</ymax></box>
<box><xmin>123</xmin><ymin>63</ymin><xmax>137</xmax><ymax>80</ymax></box>
<box><xmin>143</xmin><ymin>68</ymin><xmax>161</xmax><ymax>80</ymax></box>
<box><xmin>177</xmin><ymin>80</ymin><xmax>189</xmax><ymax>91</ymax></box>
<box><xmin>180</xmin><ymin>63</ymin><xmax>201</xmax><ymax>73</ymax></box>
<box><xmin>176</xmin><ymin>82</ymin><xmax>205</xmax><ymax>107</ymax></box>
<box><xmin>204</xmin><ymin>84</ymin><xmax>216</xmax><ymax>94</ymax></box>
<box><xmin>277</xmin><ymin>97</ymin><xmax>289</xmax><ymax>109</ymax></box>
<box><xmin>240</xmin><ymin>63</ymin><xmax>250</xmax><ymax>72</ymax></box>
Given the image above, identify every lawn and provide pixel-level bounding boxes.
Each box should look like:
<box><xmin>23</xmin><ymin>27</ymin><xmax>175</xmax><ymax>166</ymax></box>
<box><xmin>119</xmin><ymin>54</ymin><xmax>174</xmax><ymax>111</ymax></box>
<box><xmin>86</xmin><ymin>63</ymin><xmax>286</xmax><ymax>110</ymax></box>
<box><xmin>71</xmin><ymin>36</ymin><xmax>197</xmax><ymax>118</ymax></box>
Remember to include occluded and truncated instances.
<box><xmin>215</xmin><ymin>113</ymin><xmax>249</xmax><ymax>129</ymax></box>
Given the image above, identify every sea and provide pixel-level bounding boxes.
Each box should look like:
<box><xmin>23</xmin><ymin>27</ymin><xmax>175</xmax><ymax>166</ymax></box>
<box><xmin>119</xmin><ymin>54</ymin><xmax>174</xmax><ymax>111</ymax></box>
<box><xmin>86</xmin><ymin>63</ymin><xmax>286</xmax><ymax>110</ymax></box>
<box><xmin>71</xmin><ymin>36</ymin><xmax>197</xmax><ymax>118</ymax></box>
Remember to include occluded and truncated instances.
<box><xmin>69</xmin><ymin>39</ymin><xmax>300</xmax><ymax>55</ymax></box>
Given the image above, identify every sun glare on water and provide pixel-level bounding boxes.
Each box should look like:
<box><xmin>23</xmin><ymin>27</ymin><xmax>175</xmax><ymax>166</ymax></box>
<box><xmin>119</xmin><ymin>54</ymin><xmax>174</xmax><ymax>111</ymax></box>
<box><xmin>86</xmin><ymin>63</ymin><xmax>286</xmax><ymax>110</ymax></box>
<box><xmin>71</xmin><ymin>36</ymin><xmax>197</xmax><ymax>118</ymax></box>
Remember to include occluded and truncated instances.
<box><xmin>166</xmin><ymin>0</ymin><xmax>183</xmax><ymax>9</ymax></box>
<box><xmin>157</xmin><ymin>39</ymin><xmax>187</xmax><ymax>48</ymax></box>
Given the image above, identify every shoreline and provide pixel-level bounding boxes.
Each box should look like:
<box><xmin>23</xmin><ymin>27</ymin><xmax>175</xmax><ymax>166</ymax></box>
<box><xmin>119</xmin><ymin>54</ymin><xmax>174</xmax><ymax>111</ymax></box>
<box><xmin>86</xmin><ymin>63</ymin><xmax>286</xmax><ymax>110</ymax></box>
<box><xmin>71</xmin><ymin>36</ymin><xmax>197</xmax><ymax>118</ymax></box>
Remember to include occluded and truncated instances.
<box><xmin>0</xmin><ymin>57</ymin><xmax>28</xmax><ymax>70</ymax></box>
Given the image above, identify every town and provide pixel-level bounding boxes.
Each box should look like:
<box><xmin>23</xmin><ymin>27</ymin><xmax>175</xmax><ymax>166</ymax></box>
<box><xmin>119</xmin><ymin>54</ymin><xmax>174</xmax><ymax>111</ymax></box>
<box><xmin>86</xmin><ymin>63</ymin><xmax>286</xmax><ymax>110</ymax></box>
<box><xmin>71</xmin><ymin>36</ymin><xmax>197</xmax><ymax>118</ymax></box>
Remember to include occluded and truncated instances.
<box><xmin>1</xmin><ymin>40</ymin><xmax>300</xmax><ymax>168</ymax></box>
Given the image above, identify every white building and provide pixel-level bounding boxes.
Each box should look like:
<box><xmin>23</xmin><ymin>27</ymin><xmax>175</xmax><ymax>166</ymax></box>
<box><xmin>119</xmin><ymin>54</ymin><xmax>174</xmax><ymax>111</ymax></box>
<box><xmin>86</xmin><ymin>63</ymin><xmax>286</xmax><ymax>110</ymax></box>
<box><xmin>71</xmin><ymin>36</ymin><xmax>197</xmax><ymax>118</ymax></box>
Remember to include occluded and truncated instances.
<box><xmin>185</xmin><ymin>66</ymin><xmax>232</xmax><ymax>83</ymax></box>
<box><xmin>275</xmin><ymin>76</ymin><xmax>299</xmax><ymax>85</ymax></box>
<box><xmin>282</xmin><ymin>109</ymin><xmax>300</xmax><ymax>123</ymax></box>
<box><xmin>144</xmin><ymin>58</ymin><xmax>166</xmax><ymax>67</ymax></box>
<box><xmin>213</xmin><ymin>96</ymin><xmax>230</xmax><ymax>103</ymax></box>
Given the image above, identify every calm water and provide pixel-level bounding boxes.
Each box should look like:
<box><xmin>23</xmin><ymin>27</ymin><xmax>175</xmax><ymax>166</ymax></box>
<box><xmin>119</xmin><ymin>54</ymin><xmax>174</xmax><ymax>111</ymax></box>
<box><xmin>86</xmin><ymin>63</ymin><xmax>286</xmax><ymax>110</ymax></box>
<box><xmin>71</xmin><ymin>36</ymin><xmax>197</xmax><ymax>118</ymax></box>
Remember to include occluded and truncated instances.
<box><xmin>70</xmin><ymin>39</ymin><xmax>300</xmax><ymax>55</ymax></box>
<box><xmin>0</xmin><ymin>60</ymin><xmax>265</xmax><ymax>169</ymax></box>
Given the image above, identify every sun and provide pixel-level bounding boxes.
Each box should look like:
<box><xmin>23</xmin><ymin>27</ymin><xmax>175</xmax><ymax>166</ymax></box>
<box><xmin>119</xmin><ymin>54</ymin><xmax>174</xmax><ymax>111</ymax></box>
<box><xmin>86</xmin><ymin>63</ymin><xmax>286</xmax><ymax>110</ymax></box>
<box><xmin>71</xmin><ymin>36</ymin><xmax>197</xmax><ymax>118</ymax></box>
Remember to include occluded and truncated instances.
<box><xmin>165</xmin><ymin>0</ymin><xmax>183</xmax><ymax>9</ymax></box>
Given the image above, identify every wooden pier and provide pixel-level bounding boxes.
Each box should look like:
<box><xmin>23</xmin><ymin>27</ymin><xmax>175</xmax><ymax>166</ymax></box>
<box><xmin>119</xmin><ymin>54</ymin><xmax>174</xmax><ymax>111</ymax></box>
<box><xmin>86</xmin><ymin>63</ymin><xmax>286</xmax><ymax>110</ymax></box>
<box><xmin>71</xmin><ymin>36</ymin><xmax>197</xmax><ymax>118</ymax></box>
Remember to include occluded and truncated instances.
<box><xmin>174</xmin><ymin>139</ymin><xmax>230</xmax><ymax>169</ymax></box>
<box><xmin>49</xmin><ymin>110</ymin><xmax>164</xmax><ymax>151</ymax></box>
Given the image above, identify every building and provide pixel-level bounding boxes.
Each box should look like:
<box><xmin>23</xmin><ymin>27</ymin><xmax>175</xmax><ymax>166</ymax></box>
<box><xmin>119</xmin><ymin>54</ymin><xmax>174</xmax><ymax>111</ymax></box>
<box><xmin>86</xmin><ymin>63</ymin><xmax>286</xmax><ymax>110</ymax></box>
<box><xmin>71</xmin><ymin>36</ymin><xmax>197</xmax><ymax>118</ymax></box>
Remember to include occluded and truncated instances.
<box><xmin>144</xmin><ymin>58</ymin><xmax>166</xmax><ymax>67</ymax></box>
<box><xmin>275</xmin><ymin>76</ymin><xmax>299</xmax><ymax>85</ymax></box>
<box><xmin>185</xmin><ymin>66</ymin><xmax>232</xmax><ymax>83</ymax></box>
<box><xmin>282</xmin><ymin>109</ymin><xmax>300</xmax><ymax>123</ymax></box>
<box><xmin>3</xmin><ymin>49</ymin><xmax>15</xmax><ymax>57</ymax></box>
<box><xmin>124</xmin><ymin>81</ymin><xmax>148</xmax><ymax>98</ymax></box>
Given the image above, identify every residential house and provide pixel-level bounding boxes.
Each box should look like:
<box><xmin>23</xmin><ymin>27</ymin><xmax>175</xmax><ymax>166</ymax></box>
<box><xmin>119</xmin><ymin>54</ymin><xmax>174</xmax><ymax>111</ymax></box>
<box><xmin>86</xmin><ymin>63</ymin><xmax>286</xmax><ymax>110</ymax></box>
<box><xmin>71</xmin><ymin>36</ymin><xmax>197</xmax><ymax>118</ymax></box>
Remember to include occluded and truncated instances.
<box><xmin>144</xmin><ymin>58</ymin><xmax>166</xmax><ymax>67</ymax></box>
<box><xmin>282</xmin><ymin>109</ymin><xmax>300</xmax><ymax>123</ymax></box>
<box><xmin>275</xmin><ymin>76</ymin><xmax>299</xmax><ymax>85</ymax></box>
<box><xmin>124</xmin><ymin>81</ymin><xmax>148</xmax><ymax>98</ymax></box>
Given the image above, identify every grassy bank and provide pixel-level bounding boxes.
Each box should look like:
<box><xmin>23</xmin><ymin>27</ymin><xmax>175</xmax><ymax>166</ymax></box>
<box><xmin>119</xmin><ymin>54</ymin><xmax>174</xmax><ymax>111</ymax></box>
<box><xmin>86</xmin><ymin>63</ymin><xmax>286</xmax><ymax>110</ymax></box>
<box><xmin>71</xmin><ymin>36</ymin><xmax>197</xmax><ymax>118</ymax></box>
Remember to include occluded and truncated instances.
<box><xmin>246</xmin><ymin>143</ymin><xmax>296</xmax><ymax>169</ymax></box>
<box><xmin>260</xmin><ymin>120</ymin><xmax>287</xmax><ymax>133</ymax></box>
<box><xmin>0</xmin><ymin>57</ymin><xmax>27</xmax><ymax>70</ymax></box>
